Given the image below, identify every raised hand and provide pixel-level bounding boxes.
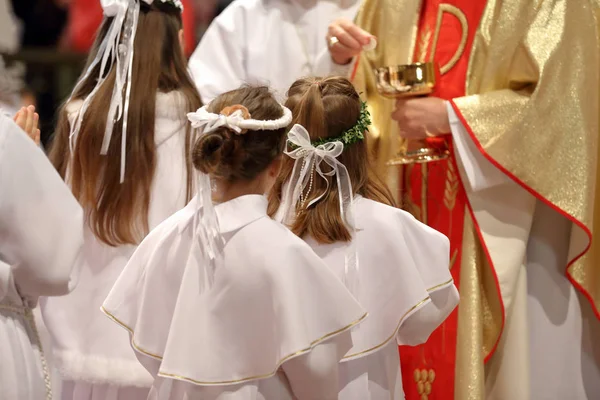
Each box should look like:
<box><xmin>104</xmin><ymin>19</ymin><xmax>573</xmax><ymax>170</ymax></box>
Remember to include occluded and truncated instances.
<box><xmin>14</xmin><ymin>106</ymin><xmax>41</xmax><ymax>146</ymax></box>
<box><xmin>326</xmin><ymin>18</ymin><xmax>375</xmax><ymax>65</ymax></box>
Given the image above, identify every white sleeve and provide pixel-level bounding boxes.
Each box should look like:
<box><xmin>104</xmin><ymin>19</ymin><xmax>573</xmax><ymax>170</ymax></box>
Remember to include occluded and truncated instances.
<box><xmin>0</xmin><ymin>259</ymin><xmax>11</xmax><ymax>301</ymax></box>
<box><xmin>447</xmin><ymin>101</ymin><xmax>511</xmax><ymax>192</ymax></box>
<box><xmin>313</xmin><ymin>47</ymin><xmax>355</xmax><ymax>78</ymax></box>
<box><xmin>0</xmin><ymin>116</ymin><xmax>84</xmax><ymax>298</ymax></box>
<box><xmin>397</xmin><ymin>284</ymin><xmax>460</xmax><ymax>346</ymax></box>
<box><xmin>188</xmin><ymin>6</ymin><xmax>247</xmax><ymax>104</ymax></box>
<box><xmin>282</xmin><ymin>331</ymin><xmax>351</xmax><ymax>400</ymax></box>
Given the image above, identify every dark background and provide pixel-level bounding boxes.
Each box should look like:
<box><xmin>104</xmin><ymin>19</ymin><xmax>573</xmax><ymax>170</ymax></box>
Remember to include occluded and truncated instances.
<box><xmin>2</xmin><ymin>0</ymin><xmax>234</xmax><ymax>146</ymax></box>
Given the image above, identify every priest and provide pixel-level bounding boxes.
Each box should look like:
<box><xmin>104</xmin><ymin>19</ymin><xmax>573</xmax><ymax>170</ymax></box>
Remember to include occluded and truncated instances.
<box><xmin>188</xmin><ymin>0</ymin><xmax>370</xmax><ymax>102</ymax></box>
<box><xmin>327</xmin><ymin>0</ymin><xmax>600</xmax><ymax>399</ymax></box>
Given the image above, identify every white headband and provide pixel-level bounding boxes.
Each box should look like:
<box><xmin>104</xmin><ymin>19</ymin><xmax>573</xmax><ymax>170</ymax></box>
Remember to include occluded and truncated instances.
<box><xmin>67</xmin><ymin>0</ymin><xmax>182</xmax><ymax>183</ymax></box>
<box><xmin>187</xmin><ymin>105</ymin><xmax>293</xmax><ymax>134</ymax></box>
<box><xmin>277</xmin><ymin>124</ymin><xmax>359</xmax><ymax>298</ymax></box>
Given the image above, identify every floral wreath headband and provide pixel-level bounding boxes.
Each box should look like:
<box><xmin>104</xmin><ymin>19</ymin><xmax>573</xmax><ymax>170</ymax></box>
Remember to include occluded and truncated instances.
<box><xmin>67</xmin><ymin>0</ymin><xmax>183</xmax><ymax>184</ymax></box>
<box><xmin>292</xmin><ymin>101</ymin><xmax>371</xmax><ymax>149</ymax></box>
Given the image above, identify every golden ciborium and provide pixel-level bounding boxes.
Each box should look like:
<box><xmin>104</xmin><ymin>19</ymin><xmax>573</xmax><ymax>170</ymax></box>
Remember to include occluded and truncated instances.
<box><xmin>375</xmin><ymin>62</ymin><xmax>450</xmax><ymax>165</ymax></box>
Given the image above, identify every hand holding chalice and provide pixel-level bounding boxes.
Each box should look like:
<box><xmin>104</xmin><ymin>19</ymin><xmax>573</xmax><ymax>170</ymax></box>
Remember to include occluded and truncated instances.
<box><xmin>375</xmin><ymin>62</ymin><xmax>450</xmax><ymax>165</ymax></box>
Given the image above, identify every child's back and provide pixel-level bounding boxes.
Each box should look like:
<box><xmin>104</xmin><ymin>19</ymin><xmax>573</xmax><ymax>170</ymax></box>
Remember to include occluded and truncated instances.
<box><xmin>41</xmin><ymin>1</ymin><xmax>201</xmax><ymax>398</ymax></box>
<box><xmin>103</xmin><ymin>85</ymin><xmax>367</xmax><ymax>400</ymax></box>
<box><xmin>305</xmin><ymin>196</ymin><xmax>458</xmax><ymax>399</ymax></box>
<box><xmin>270</xmin><ymin>76</ymin><xmax>459</xmax><ymax>400</ymax></box>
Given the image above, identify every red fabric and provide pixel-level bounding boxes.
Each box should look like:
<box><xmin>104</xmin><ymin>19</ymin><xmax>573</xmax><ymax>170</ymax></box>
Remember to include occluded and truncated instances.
<box><xmin>398</xmin><ymin>1</ymin><xmax>488</xmax><ymax>399</ymax></box>
<box><xmin>67</xmin><ymin>0</ymin><xmax>196</xmax><ymax>56</ymax></box>
<box><xmin>68</xmin><ymin>0</ymin><xmax>104</xmax><ymax>53</ymax></box>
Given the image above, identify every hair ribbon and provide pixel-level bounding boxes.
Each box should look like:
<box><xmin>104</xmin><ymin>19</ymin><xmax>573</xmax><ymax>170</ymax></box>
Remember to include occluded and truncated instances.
<box><xmin>278</xmin><ymin>124</ymin><xmax>359</xmax><ymax>298</ymax></box>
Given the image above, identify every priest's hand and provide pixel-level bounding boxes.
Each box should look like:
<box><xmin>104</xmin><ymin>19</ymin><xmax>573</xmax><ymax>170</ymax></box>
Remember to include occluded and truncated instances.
<box><xmin>326</xmin><ymin>18</ymin><xmax>374</xmax><ymax>65</ymax></box>
<box><xmin>392</xmin><ymin>97</ymin><xmax>451</xmax><ymax>140</ymax></box>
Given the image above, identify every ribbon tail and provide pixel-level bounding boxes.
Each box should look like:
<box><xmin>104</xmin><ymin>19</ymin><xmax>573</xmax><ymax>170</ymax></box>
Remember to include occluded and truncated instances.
<box><xmin>335</xmin><ymin>161</ymin><xmax>359</xmax><ymax>299</ymax></box>
<box><xmin>118</xmin><ymin>3</ymin><xmax>139</xmax><ymax>182</ymax></box>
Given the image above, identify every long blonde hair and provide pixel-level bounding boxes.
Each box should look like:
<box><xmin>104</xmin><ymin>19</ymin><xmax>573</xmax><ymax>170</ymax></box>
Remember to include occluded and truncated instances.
<box><xmin>49</xmin><ymin>1</ymin><xmax>202</xmax><ymax>246</ymax></box>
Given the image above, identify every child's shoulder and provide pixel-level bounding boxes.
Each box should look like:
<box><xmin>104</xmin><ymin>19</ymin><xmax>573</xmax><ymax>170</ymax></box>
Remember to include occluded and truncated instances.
<box><xmin>240</xmin><ymin>216</ymin><xmax>313</xmax><ymax>257</ymax></box>
<box><xmin>356</xmin><ymin>197</ymin><xmax>449</xmax><ymax>247</ymax></box>
<box><xmin>139</xmin><ymin>198</ymin><xmax>197</xmax><ymax>249</ymax></box>
<box><xmin>355</xmin><ymin>197</ymin><xmax>416</xmax><ymax>229</ymax></box>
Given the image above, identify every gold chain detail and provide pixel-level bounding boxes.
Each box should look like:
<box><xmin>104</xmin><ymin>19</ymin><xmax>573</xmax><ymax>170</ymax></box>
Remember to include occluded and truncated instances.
<box><xmin>417</xmin><ymin>28</ymin><xmax>433</xmax><ymax>63</ymax></box>
<box><xmin>444</xmin><ymin>161</ymin><xmax>459</xmax><ymax>210</ymax></box>
<box><xmin>449</xmin><ymin>249</ymin><xmax>459</xmax><ymax>270</ymax></box>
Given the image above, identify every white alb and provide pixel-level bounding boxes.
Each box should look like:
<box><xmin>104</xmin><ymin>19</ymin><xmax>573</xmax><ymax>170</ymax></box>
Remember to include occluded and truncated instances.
<box><xmin>0</xmin><ymin>114</ymin><xmax>84</xmax><ymax>400</ymax></box>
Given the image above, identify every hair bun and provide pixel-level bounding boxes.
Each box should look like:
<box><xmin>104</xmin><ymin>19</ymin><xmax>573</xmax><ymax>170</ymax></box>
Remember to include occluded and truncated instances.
<box><xmin>193</xmin><ymin>132</ymin><xmax>226</xmax><ymax>174</ymax></box>
<box><xmin>220</xmin><ymin>105</ymin><xmax>252</xmax><ymax>119</ymax></box>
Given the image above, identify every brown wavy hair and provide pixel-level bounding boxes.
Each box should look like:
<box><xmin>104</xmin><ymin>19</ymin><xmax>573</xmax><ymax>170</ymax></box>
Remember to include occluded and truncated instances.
<box><xmin>268</xmin><ymin>76</ymin><xmax>395</xmax><ymax>243</ymax></box>
<box><xmin>49</xmin><ymin>1</ymin><xmax>201</xmax><ymax>246</ymax></box>
<box><xmin>193</xmin><ymin>86</ymin><xmax>287</xmax><ymax>181</ymax></box>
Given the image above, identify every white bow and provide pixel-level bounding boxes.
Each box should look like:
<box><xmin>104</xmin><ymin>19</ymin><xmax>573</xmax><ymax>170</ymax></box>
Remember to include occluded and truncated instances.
<box><xmin>187</xmin><ymin>106</ymin><xmax>248</xmax><ymax>135</ymax></box>
<box><xmin>279</xmin><ymin>124</ymin><xmax>359</xmax><ymax>298</ymax></box>
<box><xmin>101</xmin><ymin>0</ymin><xmax>129</xmax><ymax>16</ymax></box>
<box><xmin>101</xmin><ymin>0</ymin><xmax>181</xmax><ymax>16</ymax></box>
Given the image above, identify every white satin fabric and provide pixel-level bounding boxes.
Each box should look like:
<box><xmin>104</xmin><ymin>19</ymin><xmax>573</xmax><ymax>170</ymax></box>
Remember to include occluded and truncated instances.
<box><xmin>189</xmin><ymin>0</ymin><xmax>360</xmax><ymax>102</ymax></box>
<box><xmin>304</xmin><ymin>196</ymin><xmax>459</xmax><ymax>399</ymax></box>
<box><xmin>0</xmin><ymin>114</ymin><xmax>84</xmax><ymax>400</ymax></box>
<box><xmin>103</xmin><ymin>194</ymin><xmax>367</xmax><ymax>399</ymax></box>
<box><xmin>41</xmin><ymin>91</ymin><xmax>193</xmax><ymax>399</ymax></box>
<box><xmin>448</xmin><ymin>105</ymin><xmax>600</xmax><ymax>399</ymax></box>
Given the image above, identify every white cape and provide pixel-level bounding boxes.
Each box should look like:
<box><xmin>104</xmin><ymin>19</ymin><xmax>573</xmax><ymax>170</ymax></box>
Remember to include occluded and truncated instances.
<box><xmin>103</xmin><ymin>195</ymin><xmax>367</xmax><ymax>397</ymax></box>
<box><xmin>304</xmin><ymin>196</ymin><xmax>459</xmax><ymax>399</ymax></box>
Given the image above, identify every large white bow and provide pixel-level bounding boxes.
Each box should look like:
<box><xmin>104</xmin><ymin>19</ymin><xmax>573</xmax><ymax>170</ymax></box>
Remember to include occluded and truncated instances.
<box><xmin>101</xmin><ymin>0</ymin><xmax>129</xmax><ymax>16</ymax></box>
<box><xmin>187</xmin><ymin>106</ymin><xmax>249</xmax><ymax>135</ymax></box>
<box><xmin>101</xmin><ymin>0</ymin><xmax>180</xmax><ymax>16</ymax></box>
<box><xmin>279</xmin><ymin>124</ymin><xmax>359</xmax><ymax>298</ymax></box>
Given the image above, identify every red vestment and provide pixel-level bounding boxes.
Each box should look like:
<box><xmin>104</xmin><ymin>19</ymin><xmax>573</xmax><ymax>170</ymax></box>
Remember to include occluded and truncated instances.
<box><xmin>398</xmin><ymin>2</ymin><xmax>487</xmax><ymax>399</ymax></box>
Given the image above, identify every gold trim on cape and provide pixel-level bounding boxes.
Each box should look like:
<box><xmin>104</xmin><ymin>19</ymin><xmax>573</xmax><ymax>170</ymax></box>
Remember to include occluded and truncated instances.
<box><xmin>102</xmin><ymin>305</ymin><xmax>368</xmax><ymax>385</ymax></box>
<box><xmin>344</xmin><ymin>278</ymin><xmax>454</xmax><ymax>360</ymax></box>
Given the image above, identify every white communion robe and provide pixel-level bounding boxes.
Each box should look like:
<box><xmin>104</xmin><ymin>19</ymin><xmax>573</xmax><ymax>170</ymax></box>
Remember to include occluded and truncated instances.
<box><xmin>189</xmin><ymin>0</ymin><xmax>361</xmax><ymax>103</ymax></box>
<box><xmin>300</xmin><ymin>196</ymin><xmax>459</xmax><ymax>399</ymax></box>
<box><xmin>447</xmin><ymin>104</ymin><xmax>600</xmax><ymax>399</ymax></box>
<box><xmin>40</xmin><ymin>91</ymin><xmax>195</xmax><ymax>400</ymax></box>
<box><xmin>0</xmin><ymin>114</ymin><xmax>84</xmax><ymax>400</ymax></box>
<box><xmin>102</xmin><ymin>194</ymin><xmax>368</xmax><ymax>400</ymax></box>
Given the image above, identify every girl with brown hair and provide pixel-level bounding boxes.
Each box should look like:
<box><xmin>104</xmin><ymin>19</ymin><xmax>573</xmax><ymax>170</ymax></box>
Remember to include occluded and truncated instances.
<box><xmin>269</xmin><ymin>76</ymin><xmax>460</xmax><ymax>400</ymax></box>
<box><xmin>102</xmin><ymin>85</ymin><xmax>367</xmax><ymax>400</ymax></box>
<box><xmin>41</xmin><ymin>1</ymin><xmax>201</xmax><ymax>398</ymax></box>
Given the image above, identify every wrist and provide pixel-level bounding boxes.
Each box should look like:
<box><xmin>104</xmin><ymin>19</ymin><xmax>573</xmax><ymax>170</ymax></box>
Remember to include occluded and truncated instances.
<box><xmin>331</xmin><ymin>54</ymin><xmax>353</xmax><ymax>66</ymax></box>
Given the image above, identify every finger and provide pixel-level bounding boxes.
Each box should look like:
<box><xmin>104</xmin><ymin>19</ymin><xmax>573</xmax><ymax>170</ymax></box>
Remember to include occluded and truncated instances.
<box><xmin>330</xmin><ymin>25</ymin><xmax>362</xmax><ymax>50</ymax></box>
<box><xmin>330</xmin><ymin>42</ymin><xmax>360</xmax><ymax>61</ymax></box>
<box><xmin>14</xmin><ymin>108</ymin><xmax>27</xmax><ymax>129</ymax></box>
<box><xmin>34</xmin><ymin>129</ymin><xmax>41</xmax><ymax>145</ymax></box>
<box><xmin>24</xmin><ymin>109</ymin><xmax>34</xmax><ymax>134</ymax></box>
<box><xmin>339</xmin><ymin>19</ymin><xmax>373</xmax><ymax>46</ymax></box>
<box><xmin>32</xmin><ymin>112</ymin><xmax>39</xmax><ymax>132</ymax></box>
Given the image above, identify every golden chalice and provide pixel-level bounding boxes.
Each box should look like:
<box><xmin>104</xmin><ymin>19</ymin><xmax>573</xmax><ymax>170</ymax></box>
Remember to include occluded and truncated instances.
<box><xmin>375</xmin><ymin>62</ymin><xmax>450</xmax><ymax>165</ymax></box>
